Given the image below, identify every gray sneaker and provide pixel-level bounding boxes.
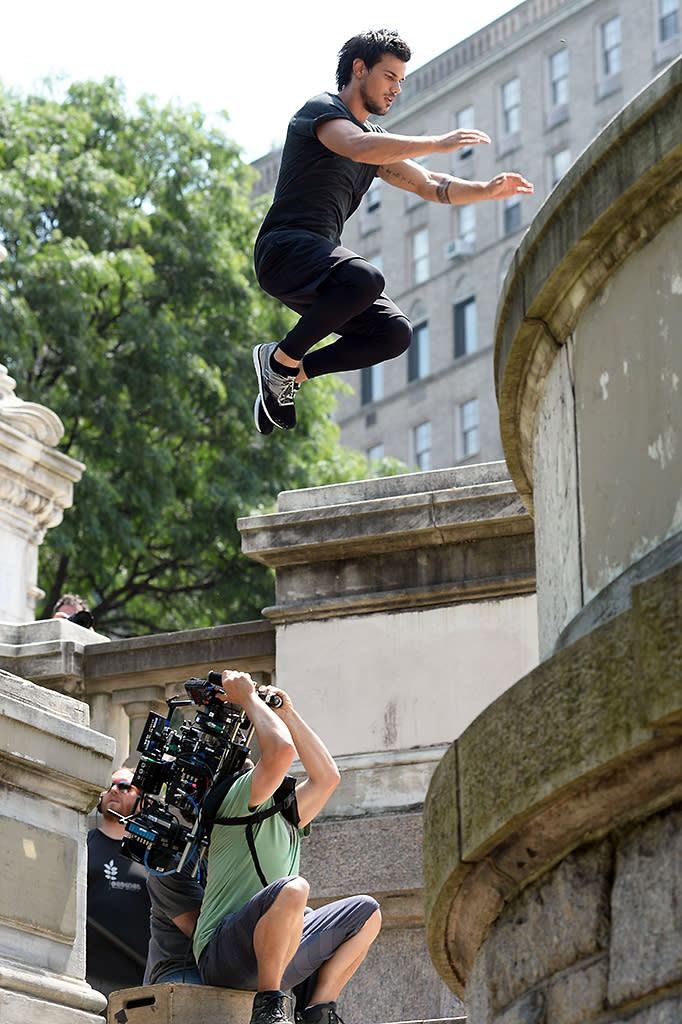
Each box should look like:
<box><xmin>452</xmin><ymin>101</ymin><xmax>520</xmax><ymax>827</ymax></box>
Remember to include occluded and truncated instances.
<box><xmin>250</xmin><ymin>990</ymin><xmax>294</xmax><ymax>1024</ymax></box>
<box><xmin>253</xmin><ymin>342</ymin><xmax>298</xmax><ymax>430</ymax></box>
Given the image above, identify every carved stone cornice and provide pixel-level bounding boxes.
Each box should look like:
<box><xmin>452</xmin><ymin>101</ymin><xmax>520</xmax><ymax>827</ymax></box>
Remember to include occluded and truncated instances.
<box><xmin>0</xmin><ymin>364</ymin><xmax>84</xmax><ymax>540</ymax></box>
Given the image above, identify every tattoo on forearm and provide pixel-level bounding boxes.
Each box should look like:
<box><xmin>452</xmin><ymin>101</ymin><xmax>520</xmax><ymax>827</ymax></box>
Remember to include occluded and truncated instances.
<box><xmin>436</xmin><ymin>178</ymin><xmax>452</xmax><ymax>203</ymax></box>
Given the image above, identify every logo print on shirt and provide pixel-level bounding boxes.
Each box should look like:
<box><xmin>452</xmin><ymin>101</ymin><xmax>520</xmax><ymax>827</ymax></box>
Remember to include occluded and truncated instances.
<box><xmin>104</xmin><ymin>859</ymin><xmax>118</xmax><ymax>883</ymax></box>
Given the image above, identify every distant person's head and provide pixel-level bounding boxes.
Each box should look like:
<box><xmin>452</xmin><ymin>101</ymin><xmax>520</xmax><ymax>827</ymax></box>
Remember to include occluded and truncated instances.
<box><xmin>98</xmin><ymin>768</ymin><xmax>140</xmax><ymax>820</ymax></box>
<box><xmin>336</xmin><ymin>29</ymin><xmax>411</xmax><ymax>90</ymax></box>
<box><xmin>53</xmin><ymin>592</ymin><xmax>95</xmax><ymax>629</ymax></box>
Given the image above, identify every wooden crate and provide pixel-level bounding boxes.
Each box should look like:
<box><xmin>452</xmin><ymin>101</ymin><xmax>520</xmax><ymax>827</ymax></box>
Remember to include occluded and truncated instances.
<box><xmin>108</xmin><ymin>983</ymin><xmax>253</xmax><ymax>1024</ymax></box>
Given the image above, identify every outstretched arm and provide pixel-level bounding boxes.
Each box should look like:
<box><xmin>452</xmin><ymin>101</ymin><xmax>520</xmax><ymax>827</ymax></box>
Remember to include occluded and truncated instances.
<box><xmin>378</xmin><ymin>160</ymin><xmax>534</xmax><ymax>204</ymax></box>
<box><xmin>316</xmin><ymin>117</ymin><xmax>491</xmax><ymax>165</ymax></box>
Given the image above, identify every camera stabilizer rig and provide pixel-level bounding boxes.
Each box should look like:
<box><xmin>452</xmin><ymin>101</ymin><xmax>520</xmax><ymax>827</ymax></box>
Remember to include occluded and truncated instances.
<box><xmin>117</xmin><ymin>671</ymin><xmax>282</xmax><ymax>873</ymax></box>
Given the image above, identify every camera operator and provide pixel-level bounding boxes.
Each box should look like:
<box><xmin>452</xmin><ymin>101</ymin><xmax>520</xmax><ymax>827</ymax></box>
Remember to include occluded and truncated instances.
<box><xmin>193</xmin><ymin>670</ymin><xmax>381</xmax><ymax>1024</ymax></box>
<box><xmin>87</xmin><ymin>769</ymin><xmax>151</xmax><ymax>1000</ymax></box>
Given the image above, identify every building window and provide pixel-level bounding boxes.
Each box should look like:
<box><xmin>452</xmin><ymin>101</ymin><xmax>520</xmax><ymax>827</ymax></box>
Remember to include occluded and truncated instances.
<box><xmin>408</xmin><ymin>319</ymin><xmax>430</xmax><ymax>381</ymax></box>
<box><xmin>503</xmin><ymin>196</ymin><xmax>522</xmax><ymax>235</ymax></box>
<box><xmin>361</xmin><ymin>363</ymin><xmax>384</xmax><ymax>405</ymax></box>
<box><xmin>367</xmin><ymin>442</ymin><xmax>385</xmax><ymax>465</ymax></box>
<box><xmin>413</xmin><ymin>421</ymin><xmax>432</xmax><ymax>471</ymax></box>
<box><xmin>412</xmin><ymin>228</ymin><xmax>430</xmax><ymax>284</ymax></box>
<box><xmin>454</xmin><ymin>297</ymin><xmax>477</xmax><ymax>358</ymax></box>
<box><xmin>601</xmin><ymin>16</ymin><xmax>622</xmax><ymax>77</ymax></box>
<box><xmin>549</xmin><ymin>48</ymin><xmax>569</xmax><ymax>107</ymax></box>
<box><xmin>550</xmin><ymin>148</ymin><xmax>572</xmax><ymax>188</ymax></box>
<box><xmin>456</xmin><ymin>104</ymin><xmax>475</xmax><ymax>159</ymax></box>
<box><xmin>659</xmin><ymin>0</ymin><xmax>679</xmax><ymax>40</ymax></box>
<box><xmin>458</xmin><ymin>204</ymin><xmax>476</xmax><ymax>245</ymax></box>
<box><xmin>501</xmin><ymin>77</ymin><xmax>521</xmax><ymax>135</ymax></box>
<box><xmin>460</xmin><ymin>399</ymin><xmax>480</xmax><ymax>459</ymax></box>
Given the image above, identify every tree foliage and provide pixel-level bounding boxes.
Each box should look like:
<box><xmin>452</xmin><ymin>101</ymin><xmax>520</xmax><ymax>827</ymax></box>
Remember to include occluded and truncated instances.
<box><xmin>0</xmin><ymin>78</ymin><xmax>392</xmax><ymax>634</ymax></box>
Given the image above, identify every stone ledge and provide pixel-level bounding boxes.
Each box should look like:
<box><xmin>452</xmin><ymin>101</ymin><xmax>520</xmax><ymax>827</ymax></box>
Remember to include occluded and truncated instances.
<box><xmin>0</xmin><ymin>959</ymin><xmax>105</xmax><ymax>1016</ymax></box>
<box><xmin>239</xmin><ymin>465</ymin><xmax>531</xmax><ymax>569</ymax></box>
<box><xmin>423</xmin><ymin>559</ymin><xmax>682</xmax><ymax>997</ymax></box>
<box><xmin>0</xmin><ymin>669</ymin><xmax>115</xmax><ymax>808</ymax></box>
<box><xmin>83</xmin><ymin>620</ymin><xmax>275</xmax><ymax>694</ymax></box>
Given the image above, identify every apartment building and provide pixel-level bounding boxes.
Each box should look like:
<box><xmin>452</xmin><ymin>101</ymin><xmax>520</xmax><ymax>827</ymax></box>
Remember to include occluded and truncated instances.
<box><xmin>252</xmin><ymin>0</ymin><xmax>680</xmax><ymax>471</ymax></box>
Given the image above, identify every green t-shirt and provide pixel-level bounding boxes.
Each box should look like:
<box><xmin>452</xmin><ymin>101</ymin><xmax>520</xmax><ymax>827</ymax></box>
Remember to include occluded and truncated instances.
<box><xmin>193</xmin><ymin>770</ymin><xmax>302</xmax><ymax>962</ymax></box>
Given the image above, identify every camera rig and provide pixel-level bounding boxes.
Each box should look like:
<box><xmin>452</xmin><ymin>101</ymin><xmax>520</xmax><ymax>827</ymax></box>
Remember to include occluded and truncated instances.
<box><xmin>118</xmin><ymin>671</ymin><xmax>281</xmax><ymax>873</ymax></box>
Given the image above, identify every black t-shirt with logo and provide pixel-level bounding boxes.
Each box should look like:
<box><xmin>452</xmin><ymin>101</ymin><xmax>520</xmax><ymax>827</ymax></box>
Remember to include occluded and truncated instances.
<box><xmin>86</xmin><ymin>828</ymin><xmax>151</xmax><ymax>995</ymax></box>
<box><xmin>256</xmin><ymin>92</ymin><xmax>385</xmax><ymax>251</ymax></box>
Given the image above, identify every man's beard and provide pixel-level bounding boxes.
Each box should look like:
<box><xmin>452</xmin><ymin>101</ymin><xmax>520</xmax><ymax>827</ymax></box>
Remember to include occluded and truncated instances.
<box><xmin>359</xmin><ymin>80</ymin><xmax>387</xmax><ymax>117</ymax></box>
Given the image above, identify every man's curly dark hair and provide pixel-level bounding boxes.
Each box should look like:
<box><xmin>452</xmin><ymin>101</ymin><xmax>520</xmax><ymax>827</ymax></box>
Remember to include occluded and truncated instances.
<box><xmin>336</xmin><ymin>29</ymin><xmax>412</xmax><ymax>90</ymax></box>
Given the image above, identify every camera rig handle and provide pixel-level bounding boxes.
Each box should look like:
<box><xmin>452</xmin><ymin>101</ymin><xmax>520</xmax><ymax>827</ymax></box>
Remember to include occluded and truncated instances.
<box><xmin>205</xmin><ymin>670</ymin><xmax>283</xmax><ymax>709</ymax></box>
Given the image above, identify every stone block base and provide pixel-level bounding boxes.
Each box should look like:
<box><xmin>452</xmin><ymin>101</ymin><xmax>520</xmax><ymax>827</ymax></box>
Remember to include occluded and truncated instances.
<box><xmin>107</xmin><ymin>983</ymin><xmax>253</xmax><ymax>1024</ymax></box>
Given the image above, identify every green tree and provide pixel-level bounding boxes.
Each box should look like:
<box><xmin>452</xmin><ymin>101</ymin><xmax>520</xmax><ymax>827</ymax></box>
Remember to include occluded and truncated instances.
<box><xmin>0</xmin><ymin>78</ymin><xmax>390</xmax><ymax>635</ymax></box>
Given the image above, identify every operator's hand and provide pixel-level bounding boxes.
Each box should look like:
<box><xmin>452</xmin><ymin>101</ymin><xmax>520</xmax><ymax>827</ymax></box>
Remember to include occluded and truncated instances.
<box><xmin>219</xmin><ymin>669</ymin><xmax>257</xmax><ymax>706</ymax></box>
<box><xmin>486</xmin><ymin>172</ymin><xmax>534</xmax><ymax>198</ymax></box>
<box><xmin>257</xmin><ymin>685</ymin><xmax>293</xmax><ymax>715</ymax></box>
<box><xmin>435</xmin><ymin>128</ymin><xmax>491</xmax><ymax>153</ymax></box>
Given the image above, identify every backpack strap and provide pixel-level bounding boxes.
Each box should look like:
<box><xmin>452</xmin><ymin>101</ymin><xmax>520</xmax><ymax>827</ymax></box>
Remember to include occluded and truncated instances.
<box><xmin>207</xmin><ymin>776</ymin><xmax>300</xmax><ymax>888</ymax></box>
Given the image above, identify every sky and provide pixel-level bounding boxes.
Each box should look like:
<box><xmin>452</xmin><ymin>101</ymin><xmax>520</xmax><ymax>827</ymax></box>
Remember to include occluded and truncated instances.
<box><xmin>3</xmin><ymin>0</ymin><xmax>519</xmax><ymax>162</ymax></box>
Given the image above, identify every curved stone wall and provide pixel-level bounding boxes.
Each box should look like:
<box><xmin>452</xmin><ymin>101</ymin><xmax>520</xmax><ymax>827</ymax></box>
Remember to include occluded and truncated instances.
<box><xmin>494</xmin><ymin>57</ymin><xmax>682</xmax><ymax>659</ymax></box>
<box><xmin>423</xmin><ymin>559</ymin><xmax>682</xmax><ymax>1022</ymax></box>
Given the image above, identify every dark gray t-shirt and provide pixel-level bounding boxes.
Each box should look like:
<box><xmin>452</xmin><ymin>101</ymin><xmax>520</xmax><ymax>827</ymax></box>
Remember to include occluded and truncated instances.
<box><xmin>256</xmin><ymin>92</ymin><xmax>385</xmax><ymax>247</ymax></box>
<box><xmin>144</xmin><ymin>860</ymin><xmax>204</xmax><ymax>985</ymax></box>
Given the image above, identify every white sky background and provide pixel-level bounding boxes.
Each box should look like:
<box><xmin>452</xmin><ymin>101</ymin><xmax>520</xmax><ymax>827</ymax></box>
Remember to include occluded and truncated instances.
<box><xmin>3</xmin><ymin>0</ymin><xmax>518</xmax><ymax>162</ymax></box>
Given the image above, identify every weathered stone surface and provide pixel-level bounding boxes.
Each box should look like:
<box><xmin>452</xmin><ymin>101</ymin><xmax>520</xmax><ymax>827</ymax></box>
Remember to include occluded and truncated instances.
<box><xmin>485</xmin><ymin>843</ymin><xmax>611</xmax><ymax>1010</ymax></box>
<box><xmin>0</xmin><ymin>670</ymin><xmax>112</xmax><ymax>1021</ymax></box>
<box><xmin>614</xmin><ymin>994</ymin><xmax>682</xmax><ymax>1024</ymax></box>
<box><xmin>494</xmin><ymin>990</ymin><xmax>546</xmax><ymax>1024</ymax></box>
<box><xmin>633</xmin><ymin>559</ymin><xmax>682</xmax><ymax>728</ymax></box>
<box><xmin>531</xmin><ymin>342</ymin><xmax>581</xmax><ymax>659</ymax></box>
<box><xmin>544</xmin><ymin>957</ymin><xmax>609</xmax><ymax>1024</ymax></box>
<box><xmin>83</xmin><ymin>619</ymin><xmax>275</xmax><ymax>693</ymax></box>
<box><xmin>345</xmin><ymin>924</ymin><xmax>466</xmax><ymax>1024</ymax></box>
<box><xmin>300</xmin><ymin>812</ymin><xmax>425</xmax><ymax>901</ymax></box>
<box><xmin>424</xmin><ymin>560</ymin><xmax>682</xmax><ymax>1002</ymax></box>
<box><xmin>456</xmin><ymin>609</ymin><xmax>640</xmax><ymax>859</ymax></box>
<box><xmin>238</xmin><ymin>462</ymin><xmax>534</xmax><ymax>623</ymax></box>
<box><xmin>608</xmin><ymin>804</ymin><xmax>682</xmax><ymax>1006</ymax></box>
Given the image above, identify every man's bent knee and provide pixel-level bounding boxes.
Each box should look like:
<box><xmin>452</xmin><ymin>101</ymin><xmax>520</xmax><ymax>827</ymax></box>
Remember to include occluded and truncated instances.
<box><xmin>385</xmin><ymin>315</ymin><xmax>412</xmax><ymax>359</ymax></box>
<box><xmin>274</xmin><ymin>875</ymin><xmax>310</xmax><ymax>909</ymax></box>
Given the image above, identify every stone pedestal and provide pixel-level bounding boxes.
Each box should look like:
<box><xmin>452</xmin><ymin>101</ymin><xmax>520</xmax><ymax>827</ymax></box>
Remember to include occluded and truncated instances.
<box><xmin>0</xmin><ymin>669</ymin><xmax>115</xmax><ymax>1022</ymax></box>
<box><xmin>423</xmin><ymin>56</ymin><xmax>682</xmax><ymax>1024</ymax></box>
<box><xmin>0</xmin><ymin>364</ymin><xmax>84</xmax><ymax>622</ymax></box>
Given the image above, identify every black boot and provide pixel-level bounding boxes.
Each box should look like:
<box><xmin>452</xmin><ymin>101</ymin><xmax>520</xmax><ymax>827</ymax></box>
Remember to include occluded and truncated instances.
<box><xmin>300</xmin><ymin>1003</ymin><xmax>345</xmax><ymax>1024</ymax></box>
<box><xmin>250</xmin><ymin>990</ymin><xmax>294</xmax><ymax>1024</ymax></box>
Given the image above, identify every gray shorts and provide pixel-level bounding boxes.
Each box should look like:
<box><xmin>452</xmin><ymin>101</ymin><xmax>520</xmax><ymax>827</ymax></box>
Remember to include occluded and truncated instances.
<box><xmin>198</xmin><ymin>875</ymin><xmax>379</xmax><ymax>991</ymax></box>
